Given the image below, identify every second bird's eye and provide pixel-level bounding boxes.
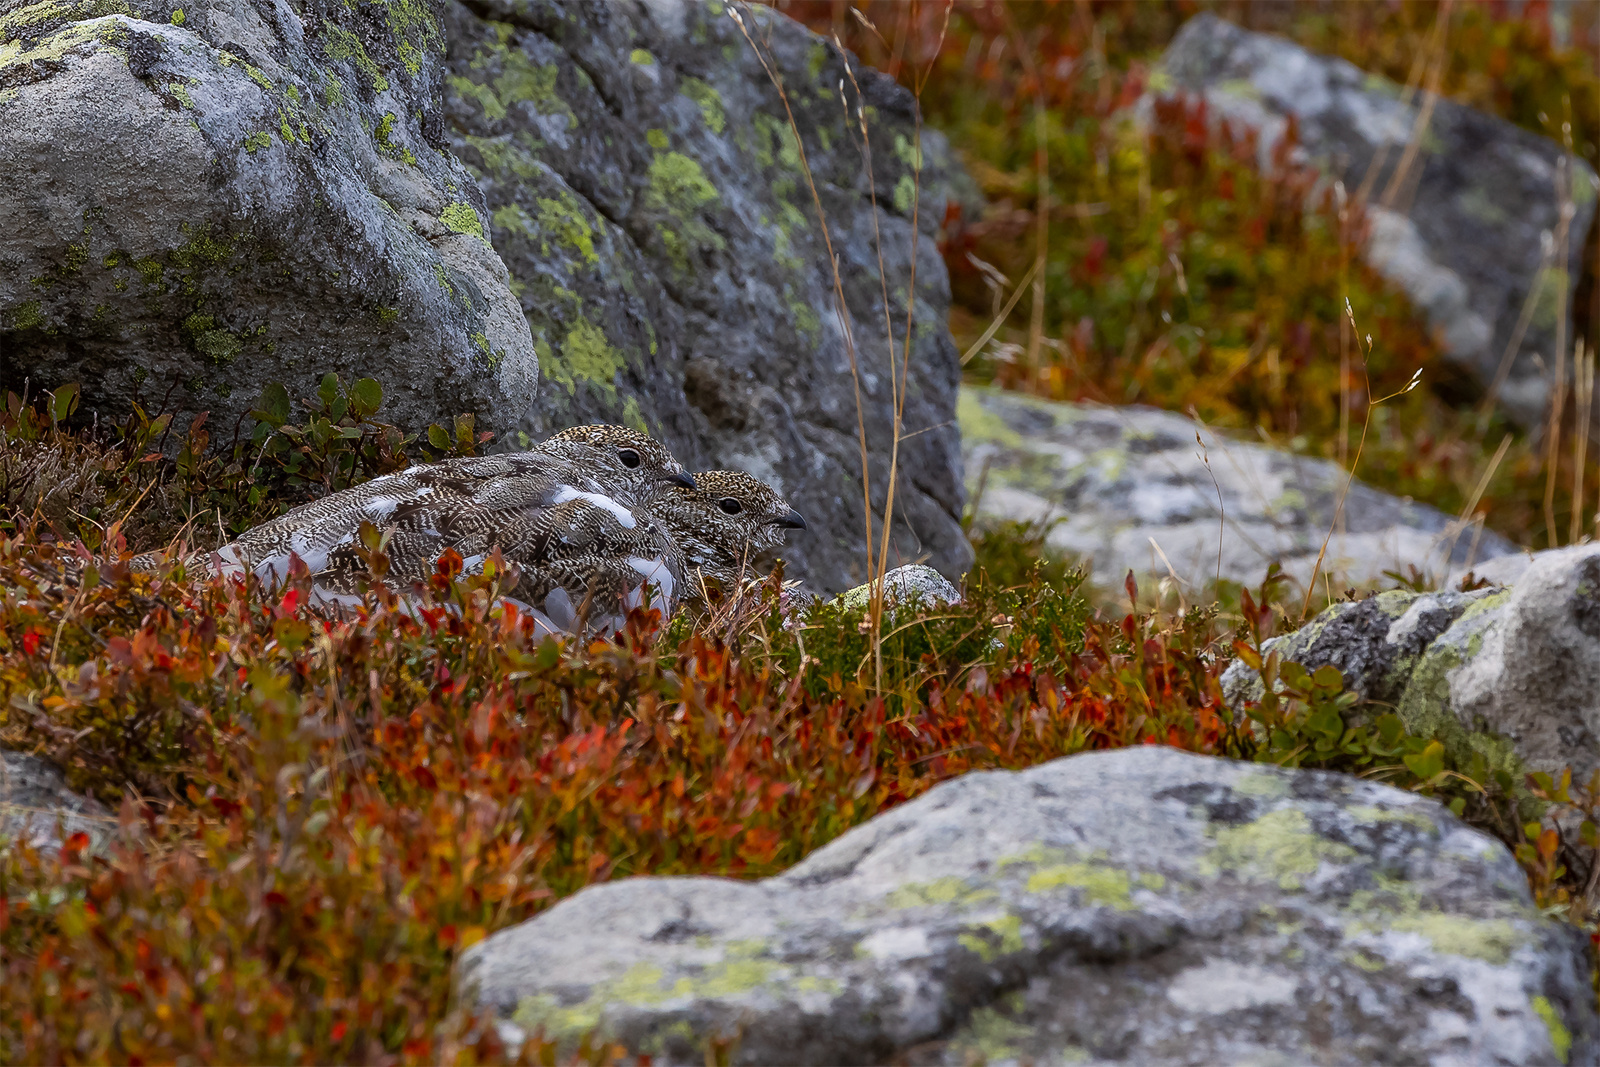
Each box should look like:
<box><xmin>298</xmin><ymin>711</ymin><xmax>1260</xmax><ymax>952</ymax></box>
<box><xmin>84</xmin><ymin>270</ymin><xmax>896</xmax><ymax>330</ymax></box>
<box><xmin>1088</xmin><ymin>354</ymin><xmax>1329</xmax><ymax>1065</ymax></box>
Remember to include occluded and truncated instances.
<box><xmin>618</xmin><ymin>448</ymin><xmax>641</xmax><ymax>469</ymax></box>
<box><xmin>718</xmin><ymin>498</ymin><xmax>742</xmax><ymax>515</ymax></box>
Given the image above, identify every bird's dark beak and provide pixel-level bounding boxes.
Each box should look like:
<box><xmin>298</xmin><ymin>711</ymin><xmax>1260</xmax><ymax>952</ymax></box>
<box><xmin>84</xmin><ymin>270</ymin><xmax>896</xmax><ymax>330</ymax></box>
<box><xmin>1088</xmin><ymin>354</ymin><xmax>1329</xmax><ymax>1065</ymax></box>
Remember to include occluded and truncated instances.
<box><xmin>775</xmin><ymin>508</ymin><xmax>807</xmax><ymax>530</ymax></box>
<box><xmin>664</xmin><ymin>470</ymin><xmax>697</xmax><ymax>490</ymax></box>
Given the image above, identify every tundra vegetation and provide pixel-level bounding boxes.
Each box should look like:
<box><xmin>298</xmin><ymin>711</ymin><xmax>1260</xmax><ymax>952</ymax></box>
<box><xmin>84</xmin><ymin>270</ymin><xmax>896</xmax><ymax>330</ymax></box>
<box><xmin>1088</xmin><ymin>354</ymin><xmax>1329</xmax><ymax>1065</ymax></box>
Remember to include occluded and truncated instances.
<box><xmin>5</xmin><ymin>1</ymin><xmax>1600</xmax><ymax>1062</ymax></box>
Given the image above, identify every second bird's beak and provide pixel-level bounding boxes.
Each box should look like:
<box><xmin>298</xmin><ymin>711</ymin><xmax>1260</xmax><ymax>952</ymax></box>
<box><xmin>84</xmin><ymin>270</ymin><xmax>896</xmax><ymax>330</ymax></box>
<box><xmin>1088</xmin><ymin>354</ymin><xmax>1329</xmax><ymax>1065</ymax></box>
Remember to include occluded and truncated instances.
<box><xmin>664</xmin><ymin>470</ymin><xmax>697</xmax><ymax>489</ymax></box>
<box><xmin>775</xmin><ymin>508</ymin><xmax>807</xmax><ymax>530</ymax></box>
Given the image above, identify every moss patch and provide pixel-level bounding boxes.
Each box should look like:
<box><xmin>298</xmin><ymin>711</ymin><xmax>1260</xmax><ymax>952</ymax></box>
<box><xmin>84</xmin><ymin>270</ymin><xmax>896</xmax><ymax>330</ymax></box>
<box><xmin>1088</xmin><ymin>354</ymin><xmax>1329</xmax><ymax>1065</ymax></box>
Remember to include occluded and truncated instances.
<box><xmin>440</xmin><ymin>202</ymin><xmax>485</xmax><ymax>240</ymax></box>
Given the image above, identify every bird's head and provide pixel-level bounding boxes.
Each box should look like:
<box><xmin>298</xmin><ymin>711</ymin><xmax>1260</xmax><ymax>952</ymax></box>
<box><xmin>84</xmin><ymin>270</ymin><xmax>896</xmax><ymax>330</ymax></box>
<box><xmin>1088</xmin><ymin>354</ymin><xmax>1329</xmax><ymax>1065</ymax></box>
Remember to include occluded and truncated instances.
<box><xmin>539</xmin><ymin>426</ymin><xmax>694</xmax><ymax>503</ymax></box>
<box><xmin>653</xmin><ymin>470</ymin><xmax>805</xmax><ymax>597</ymax></box>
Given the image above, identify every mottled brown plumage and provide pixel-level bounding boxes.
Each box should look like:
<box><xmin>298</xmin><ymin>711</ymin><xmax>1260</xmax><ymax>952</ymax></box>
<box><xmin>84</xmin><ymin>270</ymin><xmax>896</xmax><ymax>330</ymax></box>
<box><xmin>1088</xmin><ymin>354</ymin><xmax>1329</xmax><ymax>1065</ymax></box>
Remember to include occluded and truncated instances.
<box><xmin>189</xmin><ymin>426</ymin><xmax>691</xmax><ymax>592</ymax></box>
<box><xmin>649</xmin><ymin>470</ymin><xmax>805</xmax><ymax>605</ymax></box>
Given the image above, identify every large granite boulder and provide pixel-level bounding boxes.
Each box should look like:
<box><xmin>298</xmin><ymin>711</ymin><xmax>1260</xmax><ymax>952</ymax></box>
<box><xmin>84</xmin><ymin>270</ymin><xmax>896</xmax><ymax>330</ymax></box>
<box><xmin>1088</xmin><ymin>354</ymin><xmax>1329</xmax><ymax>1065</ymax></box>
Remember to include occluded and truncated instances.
<box><xmin>1152</xmin><ymin>14</ymin><xmax>1598</xmax><ymax>428</ymax></box>
<box><xmin>443</xmin><ymin>0</ymin><xmax>969</xmax><ymax>592</ymax></box>
<box><xmin>0</xmin><ymin>0</ymin><xmax>968</xmax><ymax>595</ymax></box>
<box><xmin>0</xmin><ymin>0</ymin><xmax>536</xmax><ymax>435</ymax></box>
<box><xmin>459</xmin><ymin>747</ymin><xmax>1597</xmax><ymax>1065</ymax></box>
<box><xmin>960</xmin><ymin>385</ymin><xmax>1517</xmax><ymax>594</ymax></box>
<box><xmin>1224</xmin><ymin>542</ymin><xmax>1600</xmax><ymax>790</ymax></box>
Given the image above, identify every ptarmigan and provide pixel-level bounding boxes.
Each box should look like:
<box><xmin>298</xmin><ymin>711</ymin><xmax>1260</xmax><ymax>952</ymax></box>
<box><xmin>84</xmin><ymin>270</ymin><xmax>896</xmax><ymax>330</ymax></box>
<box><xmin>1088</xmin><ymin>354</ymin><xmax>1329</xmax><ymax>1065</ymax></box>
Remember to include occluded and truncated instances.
<box><xmin>649</xmin><ymin>470</ymin><xmax>806</xmax><ymax>606</ymax></box>
<box><xmin>195</xmin><ymin>425</ymin><xmax>693</xmax><ymax>589</ymax></box>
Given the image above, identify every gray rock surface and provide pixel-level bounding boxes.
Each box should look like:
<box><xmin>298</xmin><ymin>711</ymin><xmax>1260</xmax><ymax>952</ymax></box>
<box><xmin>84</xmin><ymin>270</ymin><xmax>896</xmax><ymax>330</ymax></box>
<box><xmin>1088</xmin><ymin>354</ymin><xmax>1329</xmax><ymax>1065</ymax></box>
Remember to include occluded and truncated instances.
<box><xmin>1153</xmin><ymin>13</ymin><xmax>1598</xmax><ymax>428</ymax></box>
<box><xmin>833</xmin><ymin>562</ymin><xmax>961</xmax><ymax>611</ymax></box>
<box><xmin>1</xmin><ymin>748</ymin><xmax>111</xmax><ymax>853</ymax></box>
<box><xmin>1</xmin><ymin>0</ymin><xmax>536</xmax><ymax>436</ymax></box>
<box><xmin>443</xmin><ymin>0</ymin><xmax>968</xmax><ymax>593</ymax></box>
<box><xmin>961</xmin><ymin>385</ymin><xmax>1517</xmax><ymax>595</ymax></box>
<box><xmin>1224</xmin><ymin>542</ymin><xmax>1600</xmax><ymax>790</ymax></box>
<box><xmin>459</xmin><ymin>747</ymin><xmax>1596</xmax><ymax>1065</ymax></box>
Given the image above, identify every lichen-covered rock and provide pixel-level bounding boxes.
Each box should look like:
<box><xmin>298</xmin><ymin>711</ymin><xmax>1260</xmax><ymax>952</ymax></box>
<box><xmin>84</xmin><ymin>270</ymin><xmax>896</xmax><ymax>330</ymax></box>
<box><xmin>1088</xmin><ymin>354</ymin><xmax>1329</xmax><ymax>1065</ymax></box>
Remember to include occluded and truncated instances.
<box><xmin>832</xmin><ymin>563</ymin><xmax>961</xmax><ymax>611</ymax></box>
<box><xmin>458</xmin><ymin>747</ymin><xmax>1596</xmax><ymax>1065</ymax></box>
<box><xmin>1</xmin><ymin>748</ymin><xmax>111</xmax><ymax>853</ymax></box>
<box><xmin>1224</xmin><ymin>543</ymin><xmax>1600</xmax><ymax>788</ymax></box>
<box><xmin>443</xmin><ymin>0</ymin><xmax>969</xmax><ymax>593</ymax></box>
<box><xmin>0</xmin><ymin>0</ymin><xmax>536</xmax><ymax>443</ymax></box>
<box><xmin>1152</xmin><ymin>14</ymin><xmax>1597</xmax><ymax>428</ymax></box>
<box><xmin>961</xmin><ymin>385</ymin><xmax>1516</xmax><ymax>593</ymax></box>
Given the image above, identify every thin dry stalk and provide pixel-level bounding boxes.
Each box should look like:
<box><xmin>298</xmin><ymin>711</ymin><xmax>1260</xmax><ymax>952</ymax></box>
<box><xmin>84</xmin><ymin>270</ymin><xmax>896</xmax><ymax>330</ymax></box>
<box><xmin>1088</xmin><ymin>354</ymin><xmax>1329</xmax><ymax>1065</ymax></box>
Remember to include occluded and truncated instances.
<box><xmin>870</xmin><ymin>0</ymin><xmax>951</xmax><ymax>691</ymax></box>
<box><xmin>1300</xmin><ymin>304</ymin><xmax>1423</xmax><ymax>621</ymax></box>
<box><xmin>1378</xmin><ymin>0</ymin><xmax>1453</xmax><ymax>212</ymax></box>
<box><xmin>960</xmin><ymin>259</ymin><xmax>1040</xmax><ymax>365</ymax></box>
<box><xmin>1544</xmin><ymin>339</ymin><xmax>1569</xmax><ymax>549</ymax></box>
<box><xmin>730</xmin><ymin>3</ymin><xmax>877</xmax><ymax>597</ymax></box>
<box><xmin>1545</xmin><ymin>155</ymin><xmax>1576</xmax><ymax>548</ymax></box>
<box><xmin>999</xmin><ymin>6</ymin><xmax>1049</xmax><ymax>374</ymax></box>
<box><xmin>1571</xmin><ymin>339</ymin><xmax>1594</xmax><ymax>545</ymax></box>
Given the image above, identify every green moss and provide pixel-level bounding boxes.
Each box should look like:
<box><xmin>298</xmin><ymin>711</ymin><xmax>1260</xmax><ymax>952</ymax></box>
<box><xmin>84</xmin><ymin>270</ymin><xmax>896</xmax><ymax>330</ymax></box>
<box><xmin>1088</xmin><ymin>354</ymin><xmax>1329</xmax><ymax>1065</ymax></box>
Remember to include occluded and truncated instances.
<box><xmin>440</xmin><ymin>201</ymin><xmax>485</xmax><ymax>240</ymax></box>
<box><xmin>680</xmin><ymin>78</ymin><xmax>726</xmax><ymax>134</ymax></box>
<box><xmin>167</xmin><ymin>81</ymin><xmax>193</xmax><ymax>108</ymax></box>
<box><xmin>321</xmin><ymin>21</ymin><xmax>388</xmax><ymax>93</ymax></box>
<box><xmin>323</xmin><ymin>73</ymin><xmax>344</xmax><ymax>107</ymax></box>
<box><xmin>462</xmin><ymin>133</ymin><xmax>541</xmax><ymax>181</ymax></box>
<box><xmin>169</xmin><ymin>6</ymin><xmax>183</xmax><ymax>24</ymax></box>
<box><xmin>245</xmin><ymin>63</ymin><xmax>273</xmax><ymax>90</ymax></box>
<box><xmin>243</xmin><ymin>131</ymin><xmax>272</xmax><ymax>153</ymax></box>
<box><xmin>433</xmin><ymin>262</ymin><xmax>454</xmax><ymax>298</ymax></box>
<box><xmin>1532</xmin><ymin>995</ymin><xmax>1572</xmax><ymax>1064</ymax></box>
<box><xmin>1202</xmin><ymin>808</ymin><xmax>1355</xmax><ymax>890</ymax></box>
<box><xmin>646</xmin><ymin>128</ymin><xmax>669</xmax><ymax>150</ymax></box>
<box><xmin>629</xmin><ymin>47</ymin><xmax>653</xmax><ymax>66</ymax></box>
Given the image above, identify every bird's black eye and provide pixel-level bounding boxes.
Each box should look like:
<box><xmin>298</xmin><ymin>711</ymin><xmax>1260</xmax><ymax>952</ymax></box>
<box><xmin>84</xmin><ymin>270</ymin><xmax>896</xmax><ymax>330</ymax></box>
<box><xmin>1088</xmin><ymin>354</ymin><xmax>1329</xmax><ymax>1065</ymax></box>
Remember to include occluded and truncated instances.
<box><xmin>718</xmin><ymin>497</ymin><xmax>742</xmax><ymax>515</ymax></box>
<box><xmin>618</xmin><ymin>448</ymin><xmax>641</xmax><ymax>469</ymax></box>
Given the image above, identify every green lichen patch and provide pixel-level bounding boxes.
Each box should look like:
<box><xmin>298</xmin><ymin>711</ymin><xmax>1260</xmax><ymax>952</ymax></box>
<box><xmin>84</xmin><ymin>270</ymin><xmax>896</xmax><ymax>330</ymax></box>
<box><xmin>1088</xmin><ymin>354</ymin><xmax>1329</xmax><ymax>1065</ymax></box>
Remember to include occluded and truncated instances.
<box><xmin>8</xmin><ymin>300</ymin><xmax>45</xmax><ymax>330</ymax></box>
<box><xmin>1387</xmin><ymin>913</ymin><xmax>1519</xmax><ymax>965</ymax></box>
<box><xmin>545</xmin><ymin>318</ymin><xmax>625</xmax><ymax>398</ymax></box>
<box><xmin>321</xmin><ymin>21</ymin><xmax>387</xmax><ymax>93</ymax></box>
<box><xmin>374</xmin><ymin>112</ymin><xmax>416</xmax><ymax>165</ymax></box>
<box><xmin>948</xmin><ymin>993</ymin><xmax>1047</xmax><ymax>1065</ymax></box>
<box><xmin>958</xmin><ymin>913</ymin><xmax>1024</xmax><ymax>961</ymax></box>
<box><xmin>680</xmin><ymin>78</ymin><xmax>725</xmax><ymax>134</ymax></box>
<box><xmin>884</xmin><ymin>875</ymin><xmax>997</xmax><ymax>911</ymax></box>
<box><xmin>440</xmin><ymin>201</ymin><xmax>485</xmax><ymax>240</ymax></box>
<box><xmin>1532</xmin><ymin>995</ymin><xmax>1573</xmax><ymax>1064</ymax></box>
<box><xmin>454</xmin><ymin>46</ymin><xmax>574</xmax><ymax>128</ymax></box>
<box><xmin>629</xmin><ymin>47</ymin><xmax>654</xmax><ymax>66</ymax></box>
<box><xmin>1202</xmin><ymin>808</ymin><xmax>1355</xmax><ymax>890</ymax></box>
<box><xmin>1026</xmin><ymin>863</ymin><xmax>1134</xmax><ymax>909</ymax></box>
<box><xmin>956</xmin><ymin>389</ymin><xmax>1024</xmax><ymax>448</ymax></box>
<box><xmin>535</xmin><ymin>192</ymin><xmax>598</xmax><ymax>266</ymax></box>
<box><xmin>243</xmin><ymin>131</ymin><xmax>272</xmax><ymax>153</ymax></box>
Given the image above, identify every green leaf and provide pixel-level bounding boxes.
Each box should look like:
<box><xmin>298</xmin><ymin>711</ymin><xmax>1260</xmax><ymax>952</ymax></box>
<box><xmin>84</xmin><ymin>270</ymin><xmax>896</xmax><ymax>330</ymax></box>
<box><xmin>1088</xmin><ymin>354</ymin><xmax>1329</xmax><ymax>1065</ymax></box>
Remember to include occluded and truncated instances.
<box><xmin>317</xmin><ymin>372</ymin><xmax>341</xmax><ymax>410</ymax></box>
<box><xmin>252</xmin><ymin>381</ymin><xmax>292</xmax><ymax>427</ymax></box>
<box><xmin>427</xmin><ymin>424</ymin><xmax>451</xmax><ymax>450</ymax></box>
<box><xmin>455</xmin><ymin>412</ymin><xmax>476</xmax><ymax>451</ymax></box>
<box><xmin>51</xmin><ymin>382</ymin><xmax>80</xmax><ymax>424</ymax></box>
<box><xmin>349</xmin><ymin>377</ymin><xmax>383</xmax><ymax>418</ymax></box>
<box><xmin>1403</xmin><ymin>740</ymin><xmax>1444</xmax><ymax>783</ymax></box>
<box><xmin>1311</xmin><ymin>664</ymin><xmax>1343</xmax><ymax>690</ymax></box>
